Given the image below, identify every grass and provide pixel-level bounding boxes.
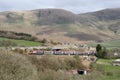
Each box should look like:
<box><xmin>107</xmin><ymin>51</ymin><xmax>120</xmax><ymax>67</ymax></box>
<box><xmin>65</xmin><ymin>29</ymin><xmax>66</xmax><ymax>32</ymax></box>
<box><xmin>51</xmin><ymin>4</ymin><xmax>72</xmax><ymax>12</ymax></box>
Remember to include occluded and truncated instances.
<box><xmin>97</xmin><ymin>59</ymin><xmax>120</xmax><ymax>71</ymax></box>
<box><xmin>97</xmin><ymin>59</ymin><xmax>115</xmax><ymax>65</ymax></box>
<box><xmin>95</xmin><ymin>59</ymin><xmax>120</xmax><ymax>80</ymax></box>
<box><xmin>0</xmin><ymin>37</ymin><xmax>41</xmax><ymax>46</ymax></box>
<box><xmin>101</xmin><ymin>39</ymin><xmax>120</xmax><ymax>48</ymax></box>
<box><xmin>88</xmin><ymin>39</ymin><xmax>120</xmax><ymax>49</ymax></box>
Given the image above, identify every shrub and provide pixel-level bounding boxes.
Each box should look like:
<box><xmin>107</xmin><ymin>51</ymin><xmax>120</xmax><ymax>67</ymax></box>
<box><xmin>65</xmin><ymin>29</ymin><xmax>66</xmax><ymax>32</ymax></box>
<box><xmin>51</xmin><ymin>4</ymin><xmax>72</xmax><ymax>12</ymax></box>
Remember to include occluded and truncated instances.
<box><xmin>32</xmin><ymin>55</ymin><xmax>84</xmax><ymax>71</ymax></box>
<box><xmin>0</xmin><ymin>40</ymin><xmax>17</xmax><ymax>47</ymax></box>
<box><xmin>0</xmin><ymin>50</ymin><xmax>38</xmax><ymax>80</ymax></box>
<box><xmin>38</xmin><ymin>69</ymin><xmax>70</xmax><ymax>80</ymax></box>
<box><xmin>36</xmin><ymin>55</ymin><xmax>64</xmax><ymax>71</ymax></box>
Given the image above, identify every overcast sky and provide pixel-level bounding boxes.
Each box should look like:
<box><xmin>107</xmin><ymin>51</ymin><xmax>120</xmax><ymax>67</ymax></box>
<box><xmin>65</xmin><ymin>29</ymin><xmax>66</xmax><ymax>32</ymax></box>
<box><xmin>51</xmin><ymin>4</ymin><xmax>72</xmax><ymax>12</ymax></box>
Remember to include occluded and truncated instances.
<box><xmin>0</xmin><ymin>0</ymin><xmax>120</xmax><ymax>13</ymax></box>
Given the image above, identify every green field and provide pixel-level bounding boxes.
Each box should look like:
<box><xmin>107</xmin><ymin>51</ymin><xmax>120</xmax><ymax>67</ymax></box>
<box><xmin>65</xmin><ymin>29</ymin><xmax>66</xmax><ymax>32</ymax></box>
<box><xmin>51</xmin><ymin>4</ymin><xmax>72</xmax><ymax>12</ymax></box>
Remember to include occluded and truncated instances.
<box><xmin>0</xmin><ymin>37</ymin><xmax>42</xmax><ymax>46</ymax></box>
<box><xmin>102</xmin><ymin>39</ymin><xmax>120</xmax><ymax>48</ymax></box>
<box><xmin>88</xmin><ymin>39</ymin><xmax>120</xmax><ymax>49</ymax></box>
<box><xmin>95</xmin><ymin>59</ymin><xmax>120</xmax><ymax>80</ymax></box>
<box><xmin>97</xmin><ymin>59</ymin><xmax>115</xmax><ymax>65</ymax></box>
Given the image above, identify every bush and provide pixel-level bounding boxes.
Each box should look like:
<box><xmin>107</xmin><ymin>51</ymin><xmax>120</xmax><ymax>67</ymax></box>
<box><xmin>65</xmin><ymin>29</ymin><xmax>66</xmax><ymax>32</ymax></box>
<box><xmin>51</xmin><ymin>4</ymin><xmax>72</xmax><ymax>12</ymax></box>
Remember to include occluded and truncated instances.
<box><xmin>31</xmin><ymin>55</ymin><xmax>84</xmax><ymax>71</ymax></box>
<box><xmin>64</xmin><ymin>56</ymin><xmax>84</xmax><ymax>70</ymax></box>
<box><xmin>39</xmin><ymin>69</ymin><xmax>70</xmax><ymax>80</ymax></box>
<box><xmin>0</xmin><ymin>40</ymin><xmax>17</xmax><ymax>47</ymax></box>
<box><xmin>0</xmin><ymin>50</ymin><xmax>38</xmax><ymax>80</ymax></box>
<box><xmin>0</xmin><ymin>50</ymin><xmax>112</xmax><ymax>80</ymax></box>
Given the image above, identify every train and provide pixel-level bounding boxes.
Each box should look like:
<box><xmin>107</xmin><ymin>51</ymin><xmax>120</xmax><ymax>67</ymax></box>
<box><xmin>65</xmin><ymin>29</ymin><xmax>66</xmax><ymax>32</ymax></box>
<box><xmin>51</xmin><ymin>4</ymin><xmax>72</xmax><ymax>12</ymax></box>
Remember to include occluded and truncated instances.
<box><xmin>29</xmin><ymin>50</ymin><xmax>96</xmax><ymax>55</ymax></box>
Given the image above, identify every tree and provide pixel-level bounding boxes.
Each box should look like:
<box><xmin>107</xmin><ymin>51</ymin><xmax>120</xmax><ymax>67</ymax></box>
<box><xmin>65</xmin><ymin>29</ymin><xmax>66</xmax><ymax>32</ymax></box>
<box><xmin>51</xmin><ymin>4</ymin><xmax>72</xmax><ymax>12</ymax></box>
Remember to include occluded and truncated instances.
<box><xmin>96</xmin><ymin>44</ymin><xmax>102</xmax><ymax>52</ymax></box>
<box><xmin>41</xmin><ymin>38</ymin><xmax>47</xmax><ymax>43</ymax></box>
<box><xmin>102</xmin><ymin>47</ymin><xmax>107</xmax><ymax>58</ymax></box>
<box><xmin>96</xmin><ymin>44</ymin><xmax>107</xmax><ymax>58</ymax></box>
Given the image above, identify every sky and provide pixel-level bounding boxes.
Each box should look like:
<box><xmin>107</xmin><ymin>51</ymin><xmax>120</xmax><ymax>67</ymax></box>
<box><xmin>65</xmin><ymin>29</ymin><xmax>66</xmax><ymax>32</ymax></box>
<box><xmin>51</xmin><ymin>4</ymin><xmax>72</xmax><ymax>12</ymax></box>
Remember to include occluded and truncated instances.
<box><xmin>0</xmin><ymin>0</ymin><xmax>120</xmax><ymax>13</ymax></box>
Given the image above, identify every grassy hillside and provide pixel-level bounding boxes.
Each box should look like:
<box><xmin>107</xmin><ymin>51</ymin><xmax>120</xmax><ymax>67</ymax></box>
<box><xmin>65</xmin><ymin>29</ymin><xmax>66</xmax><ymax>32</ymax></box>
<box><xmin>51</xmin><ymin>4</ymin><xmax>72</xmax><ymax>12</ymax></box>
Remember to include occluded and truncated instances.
<box><xmin>0</xmin><ymin>51</ymin><xmax>84</xmax><ymax>80</ymax></box>
<box><xmin>88</xmin><ymin>39</ymin><xmax>120</xmax><ymax>49</ymax></box>
<box><xmin>1</xmin><ymin>50</ymin><xmax>119</xmax><ymax>80</ymax></box>
<box><xmin>0</xmin><ymin>37</ymin><xmax>41</xmax><ymax>46</ymax></box>
<box><xmin>101</xmin><ymin>39</ymin><xmax>120</xmax><ymax>48</ymax></box>
<box><xmin>1</xmin><ymin>8</ymin><xmax>120</xmax><ymax>43</ymax></box>
<box><xmin>0</xmin><ymin>50</ymin><xmax>38</xmax><ymax>80</ymax></box>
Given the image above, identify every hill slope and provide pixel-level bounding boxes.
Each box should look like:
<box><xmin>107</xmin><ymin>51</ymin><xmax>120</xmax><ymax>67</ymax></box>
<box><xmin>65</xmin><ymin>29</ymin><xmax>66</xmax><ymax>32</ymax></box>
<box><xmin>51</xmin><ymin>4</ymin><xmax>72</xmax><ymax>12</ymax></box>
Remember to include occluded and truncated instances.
<box><xmin>0</xmin><ymin>8</ymin><xmax>120</xmax><ymax>43</ymax></box>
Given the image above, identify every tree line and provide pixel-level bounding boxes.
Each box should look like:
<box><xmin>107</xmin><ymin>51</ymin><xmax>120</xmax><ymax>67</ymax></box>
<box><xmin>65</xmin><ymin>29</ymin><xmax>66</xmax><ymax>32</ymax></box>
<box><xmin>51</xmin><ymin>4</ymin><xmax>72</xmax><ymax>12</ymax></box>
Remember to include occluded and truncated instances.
<box><xmin>0</xmin><ymin>30</ymin><xmax>38</xmax><ymax>41</ymax></box>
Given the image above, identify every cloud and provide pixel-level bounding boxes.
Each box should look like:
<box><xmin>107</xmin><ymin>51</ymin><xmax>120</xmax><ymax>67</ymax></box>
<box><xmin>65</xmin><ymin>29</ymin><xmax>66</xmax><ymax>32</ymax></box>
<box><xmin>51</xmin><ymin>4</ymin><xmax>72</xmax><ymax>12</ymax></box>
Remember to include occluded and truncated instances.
<box><xmin>0</xmin><ymin>0</ymin><xmax>120</xmax><ymax>13</ymax></box>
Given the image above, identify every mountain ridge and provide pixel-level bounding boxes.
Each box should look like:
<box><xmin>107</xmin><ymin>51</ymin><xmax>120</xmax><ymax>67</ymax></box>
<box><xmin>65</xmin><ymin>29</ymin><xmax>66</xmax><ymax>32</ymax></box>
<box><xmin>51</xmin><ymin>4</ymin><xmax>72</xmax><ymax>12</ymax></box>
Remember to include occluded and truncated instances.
<box><xmin>0</xmin><ymin>8</ymin><xmax>120</xmax><ymax>43</ymax></box>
